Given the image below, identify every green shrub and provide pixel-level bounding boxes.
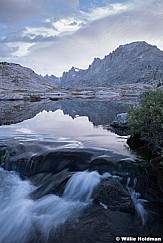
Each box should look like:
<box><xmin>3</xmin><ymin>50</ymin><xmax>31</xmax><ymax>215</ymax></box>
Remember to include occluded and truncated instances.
<box><xmin>128</xmin><ymin>90</ymin><xmax>163</xmax><ymax>148</ymax></box>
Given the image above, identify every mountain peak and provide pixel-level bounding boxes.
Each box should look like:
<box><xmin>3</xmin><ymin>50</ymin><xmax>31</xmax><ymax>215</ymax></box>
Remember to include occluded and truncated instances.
<box><xmin>60</xmin><ymin>41</ymin><xmax>163</xmax><ymax>88</ymax></box>
<box><xmin>111</xmin><ymin>41</ymin><xmax>160</xmax><ymax>59</ymax></box>
<box><xmin>119</xmin><ymin>41</ymin><xmax>151</xmax><ymax>49</ymax></box>
<box><xmin>117</xmin><ymin>41</ymin><xmax>159</xmax><ymax>51</ymax></box>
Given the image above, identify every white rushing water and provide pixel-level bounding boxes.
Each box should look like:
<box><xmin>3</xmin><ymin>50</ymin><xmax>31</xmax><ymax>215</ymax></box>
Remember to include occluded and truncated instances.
<box><xmin>0</xmin><ymin>168</ymin><xmax>104</xmax><ymax>243</ymax></box>
<box><xmin>0</xmin><ymin>167</ymin><xmax>148</xmax><ymax>242</ymax></box>
<box><xmin>126</xmin><ymin>177</ymin><xmax>148</xmax><ymax>225</ymax></box>
<box><xmin>63</xmin><ymin>170</ymin><xmax>101</xmax><ymax>202</ymax></box>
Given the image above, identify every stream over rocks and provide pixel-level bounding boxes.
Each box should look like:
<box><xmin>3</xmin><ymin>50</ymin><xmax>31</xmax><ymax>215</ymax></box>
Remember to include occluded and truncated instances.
<box><xmin>0</xmin><ymin>168</ymin><xmax>150</xmax><ymax>243</ymax></box>
<box><xmin>0</xmin><ymin>101</ymin><xmax>163</xmax><ymax>242</ymax></box>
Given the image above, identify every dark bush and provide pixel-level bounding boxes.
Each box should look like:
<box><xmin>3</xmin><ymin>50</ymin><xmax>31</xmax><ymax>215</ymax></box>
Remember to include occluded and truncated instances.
<box><xmin>128</xmin><ymin>90</ymin><xmax>163</xmax><ymax>148</ymax></box>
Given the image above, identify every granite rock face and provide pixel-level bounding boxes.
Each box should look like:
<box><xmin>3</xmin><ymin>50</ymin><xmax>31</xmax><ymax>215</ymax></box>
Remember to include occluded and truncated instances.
<box><xmin>111</xmin><ymin>112</ymin><xmax>128</xmax><ymax>128</ymax></box>
<box><xmin>1</xmin><ymin>42</ymin><xmax>163</xmax><ymax>92</ymax></box>
<box><xmin>0</xmin><ymin>62</ymin><xmax>57</xmax><ymax>92</ymax></box>
<box><xmin>60</xmin><ymin>41</ymin><xmax>163</xmax><ymax>88</ymax></box>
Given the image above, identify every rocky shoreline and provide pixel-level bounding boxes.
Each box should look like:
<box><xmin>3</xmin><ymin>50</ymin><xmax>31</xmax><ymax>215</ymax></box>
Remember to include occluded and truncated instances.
<box><xmin>0</xmin><ymin>83</ymin><xmax>154</xmax><ymax>102</ymax></box>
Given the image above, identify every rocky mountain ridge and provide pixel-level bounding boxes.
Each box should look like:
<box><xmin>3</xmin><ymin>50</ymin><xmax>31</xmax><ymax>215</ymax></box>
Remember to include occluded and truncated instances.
<box><xmin>60</xmin><ymin>41</ymin><xmax>163</xmax><ymax>88</ymax></box>
<box><xmin>0</xmin><ymin>62</ymin><xmax>57</xmax><ymax>92</ymax></box>
<box><xmin>0</xmin><ymin>41</ymin><xmax>163</xmax><ymax>92</ymax></box>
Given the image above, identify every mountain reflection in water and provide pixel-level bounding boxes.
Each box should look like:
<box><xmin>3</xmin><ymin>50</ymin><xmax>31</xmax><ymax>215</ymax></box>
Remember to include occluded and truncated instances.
<box><xmin>0</xmin><ymin>109</ymin><xmax>131</xmax><ymax>157</ymax></box>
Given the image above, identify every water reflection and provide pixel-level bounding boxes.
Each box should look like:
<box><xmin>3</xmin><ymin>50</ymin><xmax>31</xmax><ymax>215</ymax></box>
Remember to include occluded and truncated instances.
<box><xmin>0</xmin><ymin>99</ymin><xmax>130</xmax><ymax>126</ymax></box>
<box><xmin>0</xmin><ymin>109</ymin><xmax>131</xmax><ymax>156</ymax></box>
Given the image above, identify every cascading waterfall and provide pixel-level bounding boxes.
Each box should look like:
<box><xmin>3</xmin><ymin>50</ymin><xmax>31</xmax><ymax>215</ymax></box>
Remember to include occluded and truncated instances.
<box><xmin>126</xmin><ymin>177</ymin><xmax>148</xmax><ymax>225</ymax></box>
<box><xmin>63</xmin><ymin>170</ymin><xmax>101</xmax><ymax>202</ymax></box>
<box><xmin>0</xmin><ymin>166</ymin><xmax>149</xmax><ymax>243</ymax></box>
<box><xmin>0</xmin><ymin>168</ymin><xmax>104</xmax><ymax>243</ymax></box>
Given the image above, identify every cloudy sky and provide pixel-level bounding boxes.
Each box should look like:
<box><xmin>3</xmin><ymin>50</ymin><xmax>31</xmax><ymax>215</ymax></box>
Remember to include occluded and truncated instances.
<box><xmin>0</xmin><ymin>0</ymin><xmax>163</xmax><ymax>76</ymax></box>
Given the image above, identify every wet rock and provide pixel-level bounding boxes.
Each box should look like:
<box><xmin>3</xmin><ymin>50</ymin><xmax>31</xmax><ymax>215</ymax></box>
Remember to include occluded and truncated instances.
<box><xmin>127</xmin><ymin>136</ymin><xmax>163</xmax><ymax>197</ymax></box>
<box><xmin>1</xmin><ymin>143</ymin><xmax>93</xmax><ymax>176</ymax></box>
<box><xmin>27</xmin><ymin>150</ymin><xmax>92</xmax><ymax>176</ymax></box>
<box><xmin>52</xmin><ymin>205</ymin><xmax>140</xmax><ymax>243</ymax></box>
<box><xmin>30</xmin><ymin>169</ymin><xmax>75</xmax><ymax>199</ymax></box>
<box><xmin>155</xmin><ymin>166</ymin><xmax>163</xmax><ymax>193</ymax></box>
<box><xmin>89</xmin><ymin>157</ymin><xmax>140</xmax><ymax>175</ymax></box>
<box><xmin>93</xmin><ymin>178</ymin><xmax>134</xmax><ymax>213</ymax></box>
<box><xmin>90</xmin><ymin>157</ymin><xmax>161</xmax><ymax>200</ymax></box>
<box><xmin>0</xmin><ymin>144</ymin><xmax>8</xmax><ymax>166</ymax></box>
<box><xmin>150</xmin><ymin>156</ymin><xmax>162</xmax><ymax>167</ymax></box>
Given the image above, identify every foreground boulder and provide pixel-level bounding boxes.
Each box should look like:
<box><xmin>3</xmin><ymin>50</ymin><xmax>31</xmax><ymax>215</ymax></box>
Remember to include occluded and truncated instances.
<box><xmin>0</xmin><ymin>142</ymin><xmax>93</xmax><ymax>176</ymax></box>
<box><xmin>93</xmin><ymin>178</ymin><xmax>134</xmax><ymax>213</ymax></box>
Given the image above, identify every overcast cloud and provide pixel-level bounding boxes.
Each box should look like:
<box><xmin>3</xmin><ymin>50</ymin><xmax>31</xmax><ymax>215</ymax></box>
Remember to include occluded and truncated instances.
<box><xmin>0</xmin><ymin>0</ymin><xmax>162</xmax><ymax>76</ymax></box>
<box><xmin>0</xmin><ymin>0</ymin><xmax>45</xmax><ymax>22</ymax></box>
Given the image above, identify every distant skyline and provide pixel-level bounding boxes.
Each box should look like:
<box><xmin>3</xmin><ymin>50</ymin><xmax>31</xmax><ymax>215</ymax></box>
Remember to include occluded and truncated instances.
<box><xmin>0</xmin><ymin>0</ymin><xmax>163</xmax><ymax>76</ymax></box>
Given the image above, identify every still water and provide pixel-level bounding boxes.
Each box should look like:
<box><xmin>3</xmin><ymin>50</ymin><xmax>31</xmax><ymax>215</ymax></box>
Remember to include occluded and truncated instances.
<box><xmin>0</xmin><ymin>109</ymin><xmax>131</xmax><ymax>157</ymax></box>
